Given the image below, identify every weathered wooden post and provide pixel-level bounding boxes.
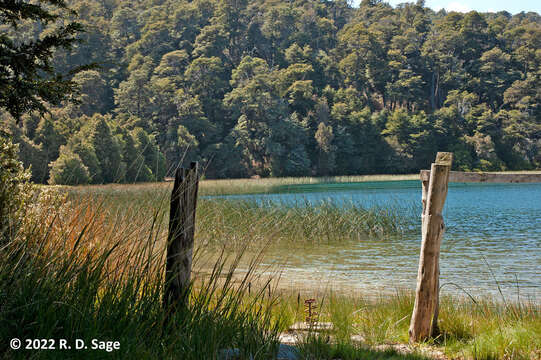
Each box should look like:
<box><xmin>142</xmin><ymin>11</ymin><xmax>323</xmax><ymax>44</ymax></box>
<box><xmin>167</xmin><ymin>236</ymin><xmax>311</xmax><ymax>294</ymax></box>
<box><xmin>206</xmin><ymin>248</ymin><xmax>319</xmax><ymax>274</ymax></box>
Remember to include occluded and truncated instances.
<box><xmin>409</xmin><ymin>152</ymin><xmax>453</xmax><ymax>342</ymax></box>
<box><xmin>163</xmin><ymin>162</ymin><xmax>199</xmax><ymax>312</ymax></box>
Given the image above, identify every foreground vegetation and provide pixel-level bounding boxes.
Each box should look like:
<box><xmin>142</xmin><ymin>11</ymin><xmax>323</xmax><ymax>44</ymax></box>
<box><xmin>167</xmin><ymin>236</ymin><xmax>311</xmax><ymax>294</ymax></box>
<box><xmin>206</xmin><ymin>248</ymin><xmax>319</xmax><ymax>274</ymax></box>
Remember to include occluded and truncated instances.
<box><xmin>2</xmin><ymin>140</ymin><xmax>539</xmax><ymax>359</ymax></box>
<box><xmin>1</xmin><ymin>192</ymin><xmax>281</xmax><ymax>359</ymax></box>
<box><xmin>2</xmin><ymin>185</ymin><xmax>539</xmax><ymax>359</ymax></box>
<box><xmin>278</xmin><ymin>291</ymin><xmax>540</xmax><ymax>359</ymax></box>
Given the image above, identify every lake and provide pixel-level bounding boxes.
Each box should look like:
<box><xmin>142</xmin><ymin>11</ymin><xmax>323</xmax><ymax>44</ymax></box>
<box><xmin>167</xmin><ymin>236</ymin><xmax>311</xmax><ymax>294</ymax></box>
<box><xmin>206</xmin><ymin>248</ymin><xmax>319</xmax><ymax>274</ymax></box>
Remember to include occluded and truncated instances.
<box><xmin>219</xmin><ymin>180</ymin><xmax>541</xmax><ymax>302</ymax></box>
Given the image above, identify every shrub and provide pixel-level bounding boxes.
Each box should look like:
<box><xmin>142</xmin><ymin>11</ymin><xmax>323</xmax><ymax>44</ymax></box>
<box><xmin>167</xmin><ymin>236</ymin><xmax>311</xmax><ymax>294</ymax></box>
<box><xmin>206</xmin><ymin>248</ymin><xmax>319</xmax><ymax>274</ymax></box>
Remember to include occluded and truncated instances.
<box><xmin>68</xmin><ymin>140</ymin><xmax>103</xmax><ymax>183</ymax></box>
<box><xmin>48</xmin><ymin>147</ymin><xmax>90</xmax><ymax>185</ymax></box>
<box><xmin>0</xmin><ymin>132</ymin><xmax>34</xmax><ymax>243</ymax></box>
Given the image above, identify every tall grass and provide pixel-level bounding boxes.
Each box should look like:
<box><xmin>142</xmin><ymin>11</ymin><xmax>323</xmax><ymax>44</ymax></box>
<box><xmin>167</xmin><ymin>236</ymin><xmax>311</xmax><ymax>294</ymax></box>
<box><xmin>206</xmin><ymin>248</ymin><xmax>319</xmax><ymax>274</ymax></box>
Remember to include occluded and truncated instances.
<box><xmin>197</xmin><ymin>198</ymin><xmax>414</xmax><ymax>247</ymax></box>
<box><xmin>63</xmin><ymin>182</ymin><xmax>415</xmax><ymax>249</ymax></box>
<box><xmin>0</xmin><ymin>189</ymin><xmax>281</xmax><ymax>359</ymax></box>
<box><xmin>3</xmin><ymin>183</ymin><xmax>539</xmax><ymax>359</ymax></box>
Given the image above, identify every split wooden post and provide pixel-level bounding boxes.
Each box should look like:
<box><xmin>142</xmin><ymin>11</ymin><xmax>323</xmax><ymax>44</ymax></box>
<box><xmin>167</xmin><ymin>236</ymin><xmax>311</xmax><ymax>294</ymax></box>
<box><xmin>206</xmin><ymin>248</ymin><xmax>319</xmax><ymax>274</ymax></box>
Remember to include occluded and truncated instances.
<box><xmin>421</xmin><ymin>175</ymin><xmax>441</xmax><ymax>337</ymax></box>
<box><xmin>409</xmin><ymin>152</ymin><xmax>453</xmax><ymax>342</ymax></box>
<box><xmin>163</xmin><ymin>162</ymin><xmax>199</xmax><ymax>312</ymax></box>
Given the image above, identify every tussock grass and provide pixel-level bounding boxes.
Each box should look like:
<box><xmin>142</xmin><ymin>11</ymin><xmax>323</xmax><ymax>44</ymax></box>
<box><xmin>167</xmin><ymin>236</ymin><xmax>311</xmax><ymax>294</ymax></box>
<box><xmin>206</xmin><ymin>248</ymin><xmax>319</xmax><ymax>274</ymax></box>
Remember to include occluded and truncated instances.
<box><xmin>0</xmin><ymin>190</ymin><xmax>281</xmax><ymax>359</ymax></box>
<box><xmin>436</xmin><ymin>296</ymin><xmax>541</xmax><ymax>359</ymax></box>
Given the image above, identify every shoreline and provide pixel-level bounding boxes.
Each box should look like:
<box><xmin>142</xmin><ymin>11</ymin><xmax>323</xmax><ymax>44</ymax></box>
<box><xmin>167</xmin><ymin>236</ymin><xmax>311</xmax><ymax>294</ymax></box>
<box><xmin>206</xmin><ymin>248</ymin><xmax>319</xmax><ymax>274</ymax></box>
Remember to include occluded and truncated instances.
<box><xmin>53</xmin><ymin>170</ymin><xmax>541</xmax><ymax>197</ymax></box>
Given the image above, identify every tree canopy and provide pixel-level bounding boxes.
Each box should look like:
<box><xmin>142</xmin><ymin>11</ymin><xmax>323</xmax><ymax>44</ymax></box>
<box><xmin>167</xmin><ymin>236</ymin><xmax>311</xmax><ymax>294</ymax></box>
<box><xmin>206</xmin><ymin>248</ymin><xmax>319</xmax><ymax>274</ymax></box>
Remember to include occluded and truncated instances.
<box><xmin>0</xmin><ymin>0</ymin><xmax>93</xmax><ymax>121</ymax></box>
<box><xmin>1</xmin><ymin>0</ymin><xmax>540</xmax><ymax>184</ymax></box>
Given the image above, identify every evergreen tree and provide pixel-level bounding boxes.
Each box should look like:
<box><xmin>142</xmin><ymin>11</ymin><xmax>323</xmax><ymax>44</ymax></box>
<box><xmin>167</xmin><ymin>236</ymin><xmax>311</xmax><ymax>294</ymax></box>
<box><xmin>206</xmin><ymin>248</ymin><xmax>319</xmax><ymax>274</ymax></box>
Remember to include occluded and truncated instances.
<box><xmin>0</xmin><ymin>0</ymin><xmax>90</xmax><ymax>121</ymax></box>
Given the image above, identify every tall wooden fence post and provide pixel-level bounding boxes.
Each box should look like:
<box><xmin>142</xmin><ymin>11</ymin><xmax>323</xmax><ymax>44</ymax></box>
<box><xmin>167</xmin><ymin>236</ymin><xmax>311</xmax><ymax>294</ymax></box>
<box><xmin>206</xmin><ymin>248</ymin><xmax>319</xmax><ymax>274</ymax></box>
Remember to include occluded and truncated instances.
<box><xmin>163</xmin><ymin>162</ymin><xmax>199</xmax><ymax>312</ymax></box>
<box><xmin>409</xmin><ymin>152</ymin><xmax>453</xmax><ymax>342</ymax></box>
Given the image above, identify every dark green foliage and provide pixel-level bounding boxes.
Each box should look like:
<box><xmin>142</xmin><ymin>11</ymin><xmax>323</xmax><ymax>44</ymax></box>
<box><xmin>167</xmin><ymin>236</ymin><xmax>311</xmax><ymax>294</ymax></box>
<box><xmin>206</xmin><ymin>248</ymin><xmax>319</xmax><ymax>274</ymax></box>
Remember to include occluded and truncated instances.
<box><xmin>34</xmin><ymin>116</ymin><xmax>66</xmax><ymax>168</ymax></box>
<box><xmin>117</xmin><ymin>129</ymin><xmax>147</xmax><ymax>183</ymax></box>
<box><xmin>70</xmin><ymin>70</ymin><xmax>110</xmax><ymax>116</ymax></box>
<box><xmin>48</xmin><ymin>147</ymin><xmax>90</xmax><ymax>185</ymax></box>
<box><xmin>86</xmin><ymin>114</ymin><xmax>125</xmax><ymax>183</ymax></box>
<box><xmin>2</xmin><ymin>119</ymin><xmax>49</xmax><ymax>182</ymax></box>
<box><xmin>0</xmin><ymin>132</ymin><xmax>33</xmax><ymax>243</ymax></box>
<box><xmin>132</xmin><ymin>127</ymin><xmax>167</xmax><ymax>180</ymax></box>
<box><xmin>68</xmin><ymin>139</ymin><xmax>103</xmax><ymax>184</ymax></box>
<box><xmin>3</xmin><ymin>0</ymin><xmax>540</xmax><ymax>182</ymax></box>
<box><xmin>0</xmin><ymin>0</ymin><xmax>90</xmax><ymax>121</ymax></box>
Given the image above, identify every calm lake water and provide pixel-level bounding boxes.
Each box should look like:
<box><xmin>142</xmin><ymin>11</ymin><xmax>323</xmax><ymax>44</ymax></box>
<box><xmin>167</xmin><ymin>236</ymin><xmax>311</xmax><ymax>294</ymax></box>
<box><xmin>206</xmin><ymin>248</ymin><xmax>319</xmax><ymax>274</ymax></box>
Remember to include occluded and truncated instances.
<box><xmin>220</xmin><ymin>181</ymin><xmax>541</xmax><ymax>302</ymax></box>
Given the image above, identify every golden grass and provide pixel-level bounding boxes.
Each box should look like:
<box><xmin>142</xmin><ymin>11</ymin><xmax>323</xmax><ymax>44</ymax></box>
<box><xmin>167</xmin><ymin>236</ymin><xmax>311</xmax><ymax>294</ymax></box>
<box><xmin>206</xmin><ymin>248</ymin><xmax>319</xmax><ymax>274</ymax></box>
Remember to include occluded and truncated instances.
<box><xmin>33</xmin><ymin>176</ymin><xmax>541</xmax><ymax>359</ymax></box>
<box><xmin>47</xmin><ymin>173</ymin><xmax>420</xmax><ymax>197</ymax></box>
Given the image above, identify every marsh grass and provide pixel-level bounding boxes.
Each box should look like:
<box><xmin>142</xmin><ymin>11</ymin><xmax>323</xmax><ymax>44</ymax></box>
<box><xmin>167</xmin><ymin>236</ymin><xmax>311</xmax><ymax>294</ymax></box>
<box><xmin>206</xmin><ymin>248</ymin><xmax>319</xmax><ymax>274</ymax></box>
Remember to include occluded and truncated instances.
<box><xmin>63</xmin><ymin>181</ymin><xmax>416</xmax><ymax>251</ymax></box>
<box><xmin>196</xmin><ymin>198</ymin><xmax>414</xmax><ymax>248</ymax></box>
<box><xmin>0</xmin><ymin>190</ymin><xmax>282</xmax><ymax>359</ymax></box>
<box><xmin>51</xmin><ymin>173</ymin><xmax>419</xmax><ymax>198</ymax></box>
<box><xmin>4</xmin><ymin>182</ymin><xmax>539</xmax><ymax>359</ymax></box>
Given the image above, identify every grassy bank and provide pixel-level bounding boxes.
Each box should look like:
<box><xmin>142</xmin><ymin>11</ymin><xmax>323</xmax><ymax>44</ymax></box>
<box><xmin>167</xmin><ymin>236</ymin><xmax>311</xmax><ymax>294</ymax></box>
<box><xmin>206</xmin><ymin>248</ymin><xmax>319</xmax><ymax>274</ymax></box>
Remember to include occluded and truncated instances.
<box><xmin>275</xmin><ymin>291</ymin><xmax>540</xmax><ymax>359</ymax></box>
<box><xmin>2</xmin><ymin>184</ymin><xmax>539</xmax><ymax>359</ymax></box>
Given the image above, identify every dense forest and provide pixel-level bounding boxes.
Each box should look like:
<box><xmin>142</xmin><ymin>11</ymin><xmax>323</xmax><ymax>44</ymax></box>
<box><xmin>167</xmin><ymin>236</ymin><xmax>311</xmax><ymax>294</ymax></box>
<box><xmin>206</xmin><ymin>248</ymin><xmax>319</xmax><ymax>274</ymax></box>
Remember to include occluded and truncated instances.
<box><xmin>1</xmin><ymin>0</ymin><xmax>540</xmax><ymax>184</ymax></box>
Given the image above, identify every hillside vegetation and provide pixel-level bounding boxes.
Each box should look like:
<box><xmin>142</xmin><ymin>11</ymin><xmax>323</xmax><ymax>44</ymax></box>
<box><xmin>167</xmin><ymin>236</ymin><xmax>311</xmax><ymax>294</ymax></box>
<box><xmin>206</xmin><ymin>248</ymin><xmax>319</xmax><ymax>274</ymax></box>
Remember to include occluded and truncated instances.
<box><xmin>2</xmin><ymin>0</ymin><xmax>540</xmax><ymax>184</ymax></box>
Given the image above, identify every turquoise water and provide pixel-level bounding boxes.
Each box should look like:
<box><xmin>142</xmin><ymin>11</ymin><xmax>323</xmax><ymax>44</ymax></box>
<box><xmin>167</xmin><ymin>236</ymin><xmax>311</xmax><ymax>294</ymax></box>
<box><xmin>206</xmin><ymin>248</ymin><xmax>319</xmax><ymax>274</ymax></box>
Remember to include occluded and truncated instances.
<box><xmin>221</xmin><ymin>181</ymin><xmax>541</xmax><ymax>301</ymax></box>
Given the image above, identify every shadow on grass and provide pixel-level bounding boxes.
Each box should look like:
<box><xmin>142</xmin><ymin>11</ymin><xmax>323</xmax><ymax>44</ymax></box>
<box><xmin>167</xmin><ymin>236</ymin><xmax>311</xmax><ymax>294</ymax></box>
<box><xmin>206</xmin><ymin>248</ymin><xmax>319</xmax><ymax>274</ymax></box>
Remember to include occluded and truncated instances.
<box><xmin>297</xmin><ymin>338</ymin><xmax>434</xmax><ymax>360</ymax></box>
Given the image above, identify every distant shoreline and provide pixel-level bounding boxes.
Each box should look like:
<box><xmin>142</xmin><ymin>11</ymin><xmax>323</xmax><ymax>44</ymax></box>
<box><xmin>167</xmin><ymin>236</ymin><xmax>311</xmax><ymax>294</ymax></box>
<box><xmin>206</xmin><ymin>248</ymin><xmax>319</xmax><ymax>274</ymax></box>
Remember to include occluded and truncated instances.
<box><xmin>53</xmin><ymin>170</ymin><xmax>541</xmax><ymax>196</ymax></box>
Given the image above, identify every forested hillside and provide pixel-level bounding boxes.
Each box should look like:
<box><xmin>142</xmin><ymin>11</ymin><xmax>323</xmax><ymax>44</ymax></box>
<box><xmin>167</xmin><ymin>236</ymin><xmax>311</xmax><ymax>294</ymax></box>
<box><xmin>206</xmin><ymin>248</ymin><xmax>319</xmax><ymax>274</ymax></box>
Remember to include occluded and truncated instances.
<box><xmin>2</xmin><ymin>0</ymin><xmax>540</xmax><ymax>184</ymax></box>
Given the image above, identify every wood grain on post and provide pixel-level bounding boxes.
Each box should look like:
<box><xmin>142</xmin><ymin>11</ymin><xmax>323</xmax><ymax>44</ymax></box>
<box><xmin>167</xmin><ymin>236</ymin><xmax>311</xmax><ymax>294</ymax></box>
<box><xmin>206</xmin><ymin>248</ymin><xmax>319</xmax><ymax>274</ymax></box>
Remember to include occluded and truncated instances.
<box><xmin>421</xmin><ymin>176</ymin><xmax>441</xmax><ymax>336</ymax></box>
<box><xmin>409</xmin><ymin>152</ymin><xmax>452</xmax><ymax>342</ymax></box>
<box><xmin>164</xmin><ymin>162</ymin><xmax>199</xmax><ymax>312</ymax></box>
<box><xmin>421</xmin><ymin>178</ymin><xmax>429</xmax><ymax>239</ymax></box>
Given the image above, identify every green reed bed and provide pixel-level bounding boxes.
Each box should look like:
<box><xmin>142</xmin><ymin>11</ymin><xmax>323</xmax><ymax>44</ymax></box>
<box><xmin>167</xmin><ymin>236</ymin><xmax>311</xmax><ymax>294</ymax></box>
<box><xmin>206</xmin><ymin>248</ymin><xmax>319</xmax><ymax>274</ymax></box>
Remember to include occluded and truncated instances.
<box><xmin>63</xmin><ymin>181</ymin><xmax>417</xmax><ymax>248</ymax></box>
<box><xmin>196</xmin><ymin>198</ymin><xmax>415</xmax><ymax>247</ymax></box>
